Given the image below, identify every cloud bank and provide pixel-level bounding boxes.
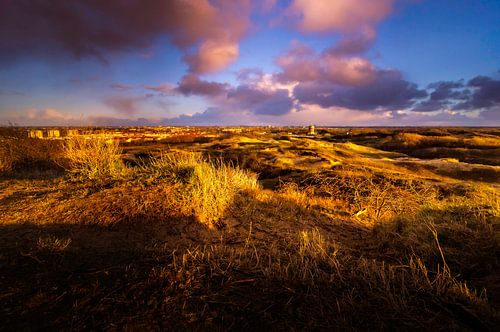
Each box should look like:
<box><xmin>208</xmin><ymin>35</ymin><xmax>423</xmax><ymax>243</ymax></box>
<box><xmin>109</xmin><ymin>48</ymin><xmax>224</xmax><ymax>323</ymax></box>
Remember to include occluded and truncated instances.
<box><xmin>0</xmin><ymin>0</ymin><xmax>252</xmax><ymax>73</ymax></box>
<box><xmin>1</xmin><ymin>0</ymin><xmax>498</xmax><ymax>126</ymax></box>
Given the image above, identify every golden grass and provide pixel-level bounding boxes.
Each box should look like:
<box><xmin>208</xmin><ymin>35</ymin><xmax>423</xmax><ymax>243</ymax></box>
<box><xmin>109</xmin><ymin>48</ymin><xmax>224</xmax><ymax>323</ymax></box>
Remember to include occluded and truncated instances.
<box><xmin>1</xmin><ymin>129</ymin><xmax>499</xmax><ymax>330</ymax></box>
<box><xmin>63</xmin><ymin>136</ymin><xmax>126</xmax><ymax>180</ymax></box>
<box><xmin>138</xmin><ymin>151</ymin><xmax>260</xmax><ymax>226</ymax></box>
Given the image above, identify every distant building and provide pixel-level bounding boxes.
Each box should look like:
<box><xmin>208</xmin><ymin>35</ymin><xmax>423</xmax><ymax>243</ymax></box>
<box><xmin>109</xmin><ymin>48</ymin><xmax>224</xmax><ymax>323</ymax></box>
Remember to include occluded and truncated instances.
<box><xmin>28</xmin><ymin>130</ymin><xmax>44</xmax><ymax>138</ymax></box>
<box><xmin>308</xmin><ymin>125</ymin><xmax>316</xmax><ymax>135</ymax></box>
<box><xmin>47</xmin><ymin>129</ymin><xmax>60</xmax><ymax>138</ymax></box>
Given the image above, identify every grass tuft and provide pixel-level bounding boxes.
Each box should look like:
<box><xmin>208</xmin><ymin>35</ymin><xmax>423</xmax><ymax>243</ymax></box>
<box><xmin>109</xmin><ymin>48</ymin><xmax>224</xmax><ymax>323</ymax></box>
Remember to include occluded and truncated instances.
<box><xmin>140</xmin><ymin>151</ymin><xmax>260</xmax><ymax>226</ymax></box>
<box><xmin>63</xmin><ymin>136</ymin><xmax>126</xmax><ymax>180</ymax></box>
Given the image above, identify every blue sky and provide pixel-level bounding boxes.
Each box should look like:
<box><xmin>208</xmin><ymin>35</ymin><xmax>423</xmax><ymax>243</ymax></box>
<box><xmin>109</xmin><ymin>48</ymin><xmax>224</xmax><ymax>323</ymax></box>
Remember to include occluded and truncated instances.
<box><xmin>0</xmin><ymin>0</ymin><xmax>499</xmax><ymax>126</ymax></box>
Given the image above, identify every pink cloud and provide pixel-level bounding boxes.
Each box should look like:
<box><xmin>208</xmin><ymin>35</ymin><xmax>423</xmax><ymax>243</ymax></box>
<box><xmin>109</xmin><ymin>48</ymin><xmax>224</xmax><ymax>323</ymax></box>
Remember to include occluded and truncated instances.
<box><xmin>184</xmin><ymin>40</ymin><xmax>240</xmax><ymax>74</ymax></box>
<box><xmin>287</xmin><ymin>0</ymin><xmax>394</xmax><ymax>34</ymax></box>
<box><xmin>276</xmin><ymin>42</ymin><xmax>323</xmax><ymax>82</ymax></box>
<box><xmin>322</xmin><ymin>56</ymin><xmax>376</xmax><ymax>86</ymax></box>
<box><xmin>276</xmin><ymin>41</ymin><xmax>376</xmax><ymax>86</ymax></box>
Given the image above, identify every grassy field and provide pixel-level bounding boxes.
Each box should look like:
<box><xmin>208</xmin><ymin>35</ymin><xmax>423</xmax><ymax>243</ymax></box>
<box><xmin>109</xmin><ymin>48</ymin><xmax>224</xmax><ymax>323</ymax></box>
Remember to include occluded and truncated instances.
<box><xmin>1</xmin><ymin>127</ymin><xmax>499</xmax><ymax>330</ymax></box>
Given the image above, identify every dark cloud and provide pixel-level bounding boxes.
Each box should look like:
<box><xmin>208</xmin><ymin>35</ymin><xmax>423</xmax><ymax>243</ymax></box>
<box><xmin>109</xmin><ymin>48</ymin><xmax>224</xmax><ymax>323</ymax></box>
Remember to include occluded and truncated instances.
<box><xmin>228</xmin><ymin>85</ymin><xmax>294</xmax><ymax>115</ymax></box>
<box><xmin>428</xmin><ymin>81</ymin><xmax>469</xmax><ymax>101</ymax></box>
<box><xmin>144</xmin><ymin>75</ymin><xmax>229</xmax><ymax>99</ymax></box>
<box><xmin>456</xmin><ymin>76</ymin><xmax>500</xmax><ymax>110</ymax></box>
<box><xmin>324</xmin><ymin>32</ymin><xmax>375</xmax><ymax>57</ymax></box>
<box><xmin>411</xmin><ymin>76</ymin><xmax>500</xmax><ymax>112</ymax></box>
<box><xmin>168</xmin><ymin>107</ymin><xmax>225</xmax><ymax>126</ymax></box>
<box><xmin>411</xmin><ymin>81</ymin><xmax>470</xmax><ymax>112</ymax></box>
<box><xmin>411</xmin><ymin>99</ymin><xmax>447</xmax><ymax>112</ymax></box>
<box><xmin>0</xmin><ymin>0</ymin><xmax>251</xmax><ymax>72</ymax></box>
<box><xmin>102</xmin><ymin>95</ymin><xmax>151</xmax><ymax>116</ymax></box>
<box><xmin>294</xmin><ymin>70</ymin><xmax>426</xmax><ymax>111</ymax></box>
<box><xmin>410</xmin><ymin>76</ymin><xmax>500</xmax><ymax>113</ymax></box>
<box><xmin>177</xmin><ymin>74</ymin><xmax>229</xmax><ymax>97</ymax></box>
<box><xmin>146</xmin><ymin>72</ymin><xmax>293</xmax><ymax>116</ymax></box>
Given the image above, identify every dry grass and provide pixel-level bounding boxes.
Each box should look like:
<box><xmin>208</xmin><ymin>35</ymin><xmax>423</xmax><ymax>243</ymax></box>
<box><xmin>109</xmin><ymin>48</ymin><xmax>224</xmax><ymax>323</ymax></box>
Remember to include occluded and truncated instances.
<box><xmin>310</xmin><ymin>166</ymin><xmax>438</xmax><ymax>222</ymax></box>
<box><xmin>1</xmin><ymin>129</ymin><xmax>499</xmax><ymax>330</ymax></box>
<box><xmin>142</xmin><ymin>151</ymin><xmax>259</xmax><ymax>226</ymax></box>
<box><xmin>36</xmin><ymin>236</ymin><xmax>72</xmax><ymax>252</ymax></box>
<box><xmin>0</xmin><ymin>137</ymin><xmax>64</xmax><ymax>173</ymax></box>
<box><xmin>63</xmin><ymin>136</ymin><xmax>126</xmax><ymax>180</ymax></box>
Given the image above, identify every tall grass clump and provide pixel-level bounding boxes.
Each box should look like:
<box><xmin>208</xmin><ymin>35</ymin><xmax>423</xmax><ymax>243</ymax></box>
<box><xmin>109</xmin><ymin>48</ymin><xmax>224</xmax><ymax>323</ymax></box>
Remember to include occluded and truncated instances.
<box><xmin>145</xmin><ymin>151</ymin><xmax>259</xmax><ymax>226</ymax></box>
<box><xmin>64</xmin><ymin>136</ymin><xmax>126</xmax><ymax>180</ymax></box>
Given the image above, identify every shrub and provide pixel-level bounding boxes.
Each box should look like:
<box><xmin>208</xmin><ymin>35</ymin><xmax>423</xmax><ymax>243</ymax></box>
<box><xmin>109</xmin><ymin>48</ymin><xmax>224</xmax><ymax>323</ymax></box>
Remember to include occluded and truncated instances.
<box><xmin>63</xmin><ymin>136</ymin><xmax>126</xmax><ymax>180</ymax></box>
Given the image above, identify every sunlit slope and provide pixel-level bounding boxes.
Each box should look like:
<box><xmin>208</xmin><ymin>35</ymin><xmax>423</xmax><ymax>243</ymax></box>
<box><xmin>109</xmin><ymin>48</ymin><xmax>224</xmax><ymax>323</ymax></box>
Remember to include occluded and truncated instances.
<box><xmin>203</xmin><ymin>136</ymin><xmax>500</xmax><ymax>184</ymax></box>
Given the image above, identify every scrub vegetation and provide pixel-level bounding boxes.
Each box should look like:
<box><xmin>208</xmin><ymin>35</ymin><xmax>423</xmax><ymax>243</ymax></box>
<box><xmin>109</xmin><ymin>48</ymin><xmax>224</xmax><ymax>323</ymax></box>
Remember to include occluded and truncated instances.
<box><xmin>1</xmin><ymin>127</ymin><xmax>499</xmax><ymax>330</ymax></box>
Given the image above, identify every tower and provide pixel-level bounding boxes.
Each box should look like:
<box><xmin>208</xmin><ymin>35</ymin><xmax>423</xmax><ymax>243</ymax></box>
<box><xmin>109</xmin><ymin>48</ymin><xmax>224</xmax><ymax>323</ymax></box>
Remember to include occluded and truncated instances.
<box><xmin>308</xmin><ymin>125</ymin><xmax>316</xmax><ymax>135</ymax></box>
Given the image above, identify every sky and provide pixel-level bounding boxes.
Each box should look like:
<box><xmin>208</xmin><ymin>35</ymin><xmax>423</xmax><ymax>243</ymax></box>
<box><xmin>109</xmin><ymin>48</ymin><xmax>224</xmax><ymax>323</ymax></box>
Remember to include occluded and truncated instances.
<box><xmin>0</xmin><ymin>0</ymin><xmax>499</xmax><ymax>126</ymax></box>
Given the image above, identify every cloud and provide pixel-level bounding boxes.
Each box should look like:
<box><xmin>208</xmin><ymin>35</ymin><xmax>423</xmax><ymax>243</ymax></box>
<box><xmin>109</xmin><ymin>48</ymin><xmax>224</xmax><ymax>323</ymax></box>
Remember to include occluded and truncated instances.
<box><xmin>236</xmin><ymin>68</ymin><xmax>265</xmax><ymax>84</ymax></box>
<box><xmin>147</xmin><ymin>71</ymin><xmax>295</xmax><ymax>116</ymax></box>
<box><xmin>411</xmin><ymin>76</ymin><xmax>500</xmax><ymax>113</ymax></box>
<box><xmin>455</xmin><ymin>76</ymin><xmax>500</xmax><ymax>110</ymax></box>
<box><xmin>144</xmin><ymin>83</ymin><xmax>178</xmax><ymax>96</ymax></box>
<box><xmin>0</xmin><ymin>0</ymin><xmax>252</xmax><ymax>73</ymax></box>
<box><xmin>324</xmin><ymin>30</ymin><xmax>376</xmax><ymax>56</ymax></box>
<box><xmin>276</xmin><ymin>42</ymin><xmax>323</xmax><ymax>82</ymax></box>
<box><xmin>322</xmin><ymin>55</ymin><xmax>376</xmax><ymax>86</ymax></box>
<box><xmin>276</xmin><ymin>41</ymin><xmax>377</xmax><ymax>86</ymax></box>
<box><xmin>184</xmin><ymin>40</ymin><xmax>240</xmax><ymax>74</ymax></box>
<box><xmin>0</xmin><ymin>108</ymin><xmax>82</xmax><ymax>126</ymax></box>
<box><xmin>428</xmin><ymin>81</ymin><xmax>467</xmax><ymax>101</ymax></box>
<box><xmin>227</xmin><ymin>85</ymin><xmax>294</xmax><ymax>115</ymax></box>
<box><xmin>26</xmin><ymin>108</ymin><xmax>77</xmax><ymax>122</ymax></box>
<box><xmin>177</xmin><ymin>74</ymin><xmax>229</xmax><ymax>97</ymax></box>
<box><xmin>102</xmin><ymin>95</ymin><xmax>151</xmax><ymax>116</ymax></box>
<box><xmin>287</xmin><ymin>0</ymin><xmax>394</xmax><ymax>34</ymax></box>
<box><xmin>412</xmin><ymin>80</ymin><xmax>471</xmax><ymax>112</ymax></box>
<box><xmin>293</xmin><ymin>70</ymin><xmax>427</xmax><ymax>111</ymax></box>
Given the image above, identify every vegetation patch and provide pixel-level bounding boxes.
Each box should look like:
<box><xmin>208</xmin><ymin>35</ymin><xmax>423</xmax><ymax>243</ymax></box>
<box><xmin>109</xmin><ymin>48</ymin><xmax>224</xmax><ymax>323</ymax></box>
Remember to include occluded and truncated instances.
<box><xmin>1</xmin><ymin>128</ymin><xmax>498</xmax><ymax>330</ymax></box>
